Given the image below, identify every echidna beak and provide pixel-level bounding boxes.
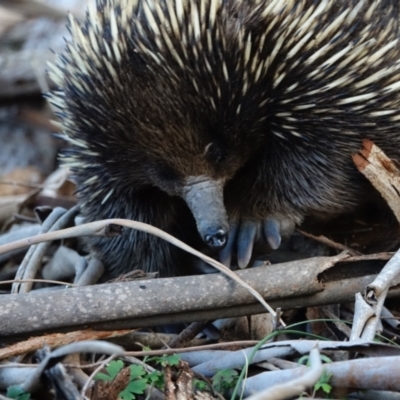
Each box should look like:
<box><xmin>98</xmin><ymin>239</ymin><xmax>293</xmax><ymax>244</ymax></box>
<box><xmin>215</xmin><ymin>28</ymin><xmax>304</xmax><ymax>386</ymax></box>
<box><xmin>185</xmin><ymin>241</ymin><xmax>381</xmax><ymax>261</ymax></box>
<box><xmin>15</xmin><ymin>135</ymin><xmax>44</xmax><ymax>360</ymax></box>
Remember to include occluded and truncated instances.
<box><xmin>182</xmin><ymin>177</ymin><xmax>229</xmax><ymax>249</ymax></box>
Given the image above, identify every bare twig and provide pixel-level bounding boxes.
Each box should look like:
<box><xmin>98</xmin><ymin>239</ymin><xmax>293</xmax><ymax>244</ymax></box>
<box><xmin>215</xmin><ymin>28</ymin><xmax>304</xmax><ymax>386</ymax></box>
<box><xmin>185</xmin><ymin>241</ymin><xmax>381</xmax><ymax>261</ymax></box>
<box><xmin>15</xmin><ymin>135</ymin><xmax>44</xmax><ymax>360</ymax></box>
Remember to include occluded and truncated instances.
<box><xmin>367</xmin><ymin>247</ymin><xmax>400</xmax><ymax>299</ymax></box>
<box><xmin>297</xmin><ymin>229</ymin><xmax>361</xmax><ymax>256</ymax></box>
<box><xmin>244</xmin><ymin>346</ymin><xmax>322</xmax><ymax>400</ymax></box>
<box><xmin>350</xmin><ymin>293</ymin><xmax>375</xmax><ymax>341</ymax></box>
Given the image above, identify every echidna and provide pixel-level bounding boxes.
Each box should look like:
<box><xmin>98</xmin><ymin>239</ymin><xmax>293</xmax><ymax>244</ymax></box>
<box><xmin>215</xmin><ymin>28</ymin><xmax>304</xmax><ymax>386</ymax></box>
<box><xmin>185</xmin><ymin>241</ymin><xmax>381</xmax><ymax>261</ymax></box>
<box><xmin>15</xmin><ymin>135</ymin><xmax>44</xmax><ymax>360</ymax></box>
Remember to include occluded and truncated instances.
<box><xmin>49</xmin><ymin>0</ymin><xmax>400</xmax><ymax>279</ymax></box>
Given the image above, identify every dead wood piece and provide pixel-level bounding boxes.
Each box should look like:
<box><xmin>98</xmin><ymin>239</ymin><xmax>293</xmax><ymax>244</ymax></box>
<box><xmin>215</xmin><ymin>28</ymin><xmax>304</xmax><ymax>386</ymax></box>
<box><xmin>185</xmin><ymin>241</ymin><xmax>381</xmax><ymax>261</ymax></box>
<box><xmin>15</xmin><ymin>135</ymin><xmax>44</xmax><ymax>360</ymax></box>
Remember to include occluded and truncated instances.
<box><xmin>353</xmin><ymin>139</ymin><xmax>400</xmax><ymax>223</ymax></box>
<box><xmin>165</xmin><ymin>360</ymin><xmax>194</xmax><ymax>400</ymax></box>
<box><xmin>168</xmin><ymin>322</ymin><xmax>209</xmax><ymax>349</ymax></box>
<box><xmin>190</xmin><ymin>339</ymin><xmax>400</xmax><ymax>377</ymax></box>
<box><xmin>244</xmin><ymin>355</ymin><xmax>400</xmax><ymax>395</ymax></box>
<box><xmin>0</xmin><ymin>253</ymin><xmax>382</xmax><ymax>336</ymax></box>
<box><xmin>0</xmin><ymin>224</ymin><xmax>40</xmax><ymax>264</ymax></box>
<box><xmin>367</xmin><ymin>246</ymin><xmax>400</xmax><ymax>299</ymax></box>
<box><xmin>381</xmin><ymin>307</ymin><xmax>400</xmax><ymax>330</ymax></box>
<box><xmin>13</xmin><ymin>205</ymin><xmax>80</xmax><ymax>294</ymax></box>
<box><xmin>110</xmin><ymin>331</ymin><xmax>209</xmax><ymax>351</ymax></box>
<box><xmin>0</xmin><ymin>341</ymin><xmax>124</xmax><ymax>392</ymax></box>
<box><xmin>0</xmin><ymin>255</ymin><xmax>393</xmax><ymax>338</ymax></box>
<box><xmin>245</xmin><ymin>347</ymin><xmax>322</xmax><ymax>400</ymax></box>
<box><xmin>0</xmin><ymin>329</ymin><xmax>133</xmax><ymax>361</ymax></box>
<box><xmin>298</xmin><ymin>229</ymin><xmax>361</xmax><ymax>256</ymax></box>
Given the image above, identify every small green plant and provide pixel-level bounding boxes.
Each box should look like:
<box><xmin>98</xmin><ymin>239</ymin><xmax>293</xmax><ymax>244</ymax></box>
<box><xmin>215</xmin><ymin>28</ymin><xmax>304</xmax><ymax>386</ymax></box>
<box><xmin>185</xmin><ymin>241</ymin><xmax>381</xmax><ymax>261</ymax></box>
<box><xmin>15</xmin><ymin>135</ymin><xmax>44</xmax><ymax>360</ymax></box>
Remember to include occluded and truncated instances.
<box><xmin>313</xmin><ymin>370</ymin><xmax>333</xmax><ymax>396</ymax></box>
<box><xmin>94</xmin><ymin>360</ymin><xmax>148</xmax><ymax>399</ymax></box>
<box><xmin>298</xmin><ymin>354</ymin><xmax>333</xmax><ymax>367</ymax></box>
<box><xmin>6</xmin><ymin>386</ymin><xmax>30</xmax><ymax>400</ymax></box>
<box><xmin>119</xmin><ymin>365</ymin><xmax>148</xmax><ymax>400</ymax></box>
<box><xmin>193</xmin><ymin>378</ymin><xmax>208</xmax><ymax>391</ymax></box>
<box><xmin>144</xmin><ymin>353</ymin><xmax>181</xmax><ymax>389</ymax></box>
<box><xmin>212</xmin><ymin>369</ymin><xmax>239</xmax><ymax>394</ymax></box>
<box><xmin>298</xmin><ymin>355</ymin><xmax>333</xmax><ymax>398</ymax></box>
<box><xmin>146</xmin><ymin>370</ymin><xmax>164</xmax><ymax>389</ymax></box>
<box><xmin>94</xmin><ymin>359</ymin><xmax>125</xmax><ymax>382</ymax></box>
<box><xmin>149</xmin><ymin>354</ymin><xmax>180</xmax><ymax>367</ymax></box>
<box><xmin>94</xmin><ymin>355</ymin><xmax>180</xmax><ymax>398</ymax></box>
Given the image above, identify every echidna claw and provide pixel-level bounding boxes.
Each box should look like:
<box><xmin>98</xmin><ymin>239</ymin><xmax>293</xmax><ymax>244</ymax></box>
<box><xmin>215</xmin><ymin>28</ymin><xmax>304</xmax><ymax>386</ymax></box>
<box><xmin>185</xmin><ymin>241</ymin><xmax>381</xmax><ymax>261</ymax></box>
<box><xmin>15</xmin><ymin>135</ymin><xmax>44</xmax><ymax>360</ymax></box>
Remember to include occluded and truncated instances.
<box><xmin>219</xmin><ymin>223</ymin><xmax>238</xmax><ymax>267</ymax></box>
<box><xmin>237</xmin><ymin>221</ymin><xmax>257</xmax><ymax>269</ymax></box>
<box><xmin>219</xmin><ymin>218</ymin><xmax>295</xmax><ymax>269</ymax></box>
<box><xmin>263</xmin><ymin>219</ymin><xmax>281</xmax><ymax>250</ymax></box>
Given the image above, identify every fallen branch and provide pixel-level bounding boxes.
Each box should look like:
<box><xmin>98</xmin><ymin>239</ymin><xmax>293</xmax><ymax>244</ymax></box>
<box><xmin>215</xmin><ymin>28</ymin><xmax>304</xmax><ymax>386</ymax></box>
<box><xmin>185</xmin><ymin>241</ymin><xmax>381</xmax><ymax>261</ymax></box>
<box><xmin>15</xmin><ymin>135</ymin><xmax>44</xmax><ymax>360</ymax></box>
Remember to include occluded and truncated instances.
<box><xmin>0</xmin><ymin>254</ymin><xmax>397</xmax><ymax>339</ymax></box>
<box><xmin>243</xmin><ymin>355</ymin><xmax>400</xmax><ymax>395</ymax></box>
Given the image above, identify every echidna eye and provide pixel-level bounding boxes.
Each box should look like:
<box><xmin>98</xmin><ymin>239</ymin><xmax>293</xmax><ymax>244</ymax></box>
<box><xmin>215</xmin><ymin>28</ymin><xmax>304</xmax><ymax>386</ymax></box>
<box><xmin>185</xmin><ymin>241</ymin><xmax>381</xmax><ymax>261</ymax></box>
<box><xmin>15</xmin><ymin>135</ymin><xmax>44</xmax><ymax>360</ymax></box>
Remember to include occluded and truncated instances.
<box><xmin>204</xmin><ymin>143</ymin><xmax>226</xmax><ymax>164</ymax></box>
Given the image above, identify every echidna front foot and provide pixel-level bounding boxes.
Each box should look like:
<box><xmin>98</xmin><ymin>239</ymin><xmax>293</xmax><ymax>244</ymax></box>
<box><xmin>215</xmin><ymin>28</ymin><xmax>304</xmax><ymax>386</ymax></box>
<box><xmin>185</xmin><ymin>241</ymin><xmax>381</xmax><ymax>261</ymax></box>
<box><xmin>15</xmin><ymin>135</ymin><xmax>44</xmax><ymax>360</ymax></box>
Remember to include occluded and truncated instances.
<box><xmin>219</xmin><ymin>218</ymin><xmax>295</xmax><ymax>269</ymax></box>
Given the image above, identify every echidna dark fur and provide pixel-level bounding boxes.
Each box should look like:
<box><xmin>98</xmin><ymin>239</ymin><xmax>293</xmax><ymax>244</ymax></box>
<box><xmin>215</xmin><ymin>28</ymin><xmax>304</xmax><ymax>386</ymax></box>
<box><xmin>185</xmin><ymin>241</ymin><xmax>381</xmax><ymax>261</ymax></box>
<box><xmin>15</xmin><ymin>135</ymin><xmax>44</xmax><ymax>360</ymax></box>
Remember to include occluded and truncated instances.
<box><xmin>49</xmin><ymin>0</ymin><xmax>400</xmax><ymax>279</ymax></box>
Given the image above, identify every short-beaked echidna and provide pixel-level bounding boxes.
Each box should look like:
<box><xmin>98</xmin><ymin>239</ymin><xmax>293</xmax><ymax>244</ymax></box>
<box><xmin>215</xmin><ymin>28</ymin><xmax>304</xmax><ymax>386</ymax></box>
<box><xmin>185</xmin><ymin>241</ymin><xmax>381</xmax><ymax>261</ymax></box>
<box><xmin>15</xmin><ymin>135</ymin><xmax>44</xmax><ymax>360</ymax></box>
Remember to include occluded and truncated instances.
<box><xmin>49</xmin><ymin>0</ymin><xmax>400</xmax><ymax>279</ymax></box>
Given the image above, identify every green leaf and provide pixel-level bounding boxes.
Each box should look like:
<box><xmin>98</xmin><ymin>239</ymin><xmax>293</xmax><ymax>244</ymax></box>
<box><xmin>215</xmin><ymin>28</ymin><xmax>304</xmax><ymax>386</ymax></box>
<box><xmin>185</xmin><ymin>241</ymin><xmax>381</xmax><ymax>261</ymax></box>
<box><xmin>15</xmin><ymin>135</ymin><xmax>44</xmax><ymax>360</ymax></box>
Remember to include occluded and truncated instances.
<box><xmin>320</xmin><ymin>383</ymin><xmax>332</xmax><ymax>394</ymax></box>
<box><xmin>314</xmin><ymin>370</ymin><xmax>332</xmax><ymax>395</ymax></box>
<box><xmin>7</xmin><ymin>386</ymin><xmax>25</xmax><ymax>398</ymax></box>
<box><xmin>193</xmin><ymin>379</ymin><xmax>208</xmax><ymax>391</ymax></box>
<box><xmin>7</xmin><ymin>386</ymin><xmax>30</xmax><ymax>400</ymax></box>
<box><xmin>297</xmin><ymin>355</ymin><xmax>310</xmax><ymax>366</ymax></box>
<box><xmin>93</xmin><ymin>372</ymin><xmax>114</xmax><ymax>382</ymax></box>
<box><xmin>154</xmin><ymin>354</ymin><xmax>180</xmax><ymax>367</ymax></box>
<box><xmin>126</xmin><ymin>378</ymin><xmax>148</xmax><ymax>393</ymax></box>
<box><xmin>119</xmin><ymin>391</ymin><xmax>135</xmax><ymax>400</ymax></box>
<box><xmin>212</xmin><ymin>369</ymin><xmax>238</xmax><ymax>392</ymax></box>
<box><xmin>165</xmin><ymin>354</ymin><xmax>180</xmax><ymax>366</ymax></box>
<box><xmin>118</xmin><ymin>378</ymin><xmax>148</xmax><ymax>400</ymax></box>
<box><xmin>106</xmin><ymin>360</ymin><xmax>124</xmax><ymax>379</ymax></box>
<box><xmin>94</xmin><ymin>360</ymin><xmax>124</xmax><ymax>382</ymax></box>
<box><xmin>148</xmin><ymin>371</ymin><xmax>164</xmax><ymax>389</ymax></box>
<box><xmin>129</xmin><ymin>365</ymin><xmax>146</xmax><ymax>380</ymax></box>
<box><xmin>147</xmin><ymin>371</ymin><xmax>164</xmax><ymax>386</ymax></box>
<box><xmin>319</xmin><ymin>355</ymin><xmax>333</xmax><ymax>364</ymax></box>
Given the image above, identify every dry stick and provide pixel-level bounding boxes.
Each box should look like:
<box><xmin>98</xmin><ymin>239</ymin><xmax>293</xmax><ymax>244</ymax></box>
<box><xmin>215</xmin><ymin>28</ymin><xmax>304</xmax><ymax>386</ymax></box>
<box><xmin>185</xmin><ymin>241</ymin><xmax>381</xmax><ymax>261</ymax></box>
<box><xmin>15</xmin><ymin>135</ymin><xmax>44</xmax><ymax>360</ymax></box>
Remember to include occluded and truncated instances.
<box><xmin>21</xmin><ymin>341</ymin><xmax>124</xmax><ymax>393</ymax></box>
<box><xmin>367</xmin><ymin>247</ymin><xmax>400</xmax><ymax>299</ymax></box>
<box><xmin>243</xmin><ymin>355</ymin><xmax>400</xmax><ymax>395</ymax></box>
<box><xmin>126</xmin><ymin>341</ymin><xmax>260</xmax><ymax>358</ymax></box>
<box><xmin>12</xmin><ymin>207</ymin><xmax>67</xmax><ymax>293</ymax></box>
<box><xmin>353</xmin><ymin>140</ymin><xmax>400</xmax><ymax>341</ymax></box>
<box><xmin>297</xmin><ymin>229</ymin><xmax>361</xmax><ymax>256</ymax></box>
<box><xmin>350</xmin><ymin>293</ymin><xmax>375</xmax><ymax>341</ymax></box>
<box><xmin>16</xmin><ymin>205</ymin><xmax>80</xmax><ymax>293</ymax></box>
<box><xmin>167</xmin><ymin>321</ymin><xmax>209</xmax><ymax>349</ymax></box>
<box><xmin>380</xmin><ymin>306</ymin><xmax>400</xmax><ymax>330</ymax></box>
<box><xmin>0</xmin><ymin>278</ymin><xmax>75</xmax><ymax>287</ymax></box>
<box><xmin>245</xmin><ymin>346</ymin><xmax>323</xmax><ymax>400</ymax></box>
<box><xmin>361</xmin><ymin>288</ymin><xmax>388</xmax><ymax>341</ymax></box>
<box><xmin>0</xmin><ymin>329</ymin><xmax>133</xmax><ymax>361</ymax></box>
<box><xmin>0</xmin><ymin>218</ymin><xmax>283</xmax><ymax>325</ymax></box>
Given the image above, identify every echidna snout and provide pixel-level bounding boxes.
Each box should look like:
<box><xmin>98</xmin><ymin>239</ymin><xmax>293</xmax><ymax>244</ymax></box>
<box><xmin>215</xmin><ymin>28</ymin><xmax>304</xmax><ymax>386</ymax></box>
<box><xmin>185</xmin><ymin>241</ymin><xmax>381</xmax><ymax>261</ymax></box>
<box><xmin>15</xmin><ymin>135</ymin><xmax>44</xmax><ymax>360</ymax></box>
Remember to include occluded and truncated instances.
<box><xmin>205</xmin><ymin>229</ymin><xmax>227</xmax><ymax>248</ymax></box>
<box><xmin>182</xmin><ymin>177</ymin><xmax>228</xmax><ymax>249</ymax></box>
